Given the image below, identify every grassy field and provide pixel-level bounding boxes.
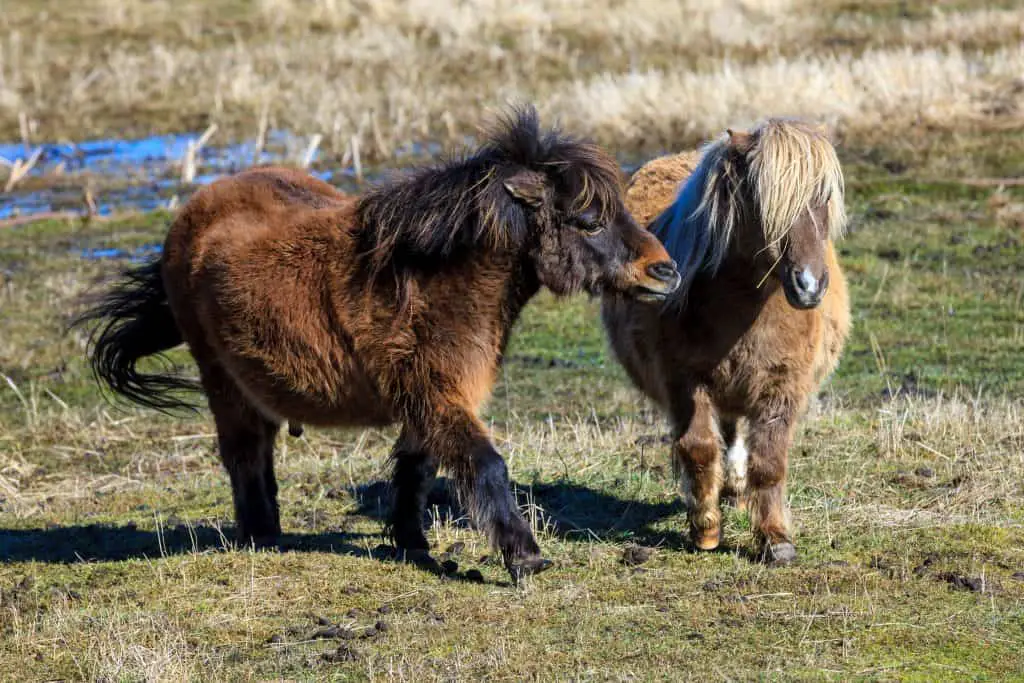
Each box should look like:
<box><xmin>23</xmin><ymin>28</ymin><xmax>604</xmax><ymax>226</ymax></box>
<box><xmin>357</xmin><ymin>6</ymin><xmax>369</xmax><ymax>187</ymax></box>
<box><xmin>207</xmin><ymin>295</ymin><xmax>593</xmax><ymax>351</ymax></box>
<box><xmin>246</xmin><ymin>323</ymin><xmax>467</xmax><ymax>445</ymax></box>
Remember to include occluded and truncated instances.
<box><xmin>1</xmin><ymin>0</ymin><xmax>1022</xmax><ymax>166</ymax></box>
<box><xmin>1</xmin><ymin>167</ymin><xmax>1022</xmax><ymax>680</ymax></box>
<box><xmin>2</xmin><ymin>0</ymin><xmax>1024</xmax><ymax>680</ymax></box>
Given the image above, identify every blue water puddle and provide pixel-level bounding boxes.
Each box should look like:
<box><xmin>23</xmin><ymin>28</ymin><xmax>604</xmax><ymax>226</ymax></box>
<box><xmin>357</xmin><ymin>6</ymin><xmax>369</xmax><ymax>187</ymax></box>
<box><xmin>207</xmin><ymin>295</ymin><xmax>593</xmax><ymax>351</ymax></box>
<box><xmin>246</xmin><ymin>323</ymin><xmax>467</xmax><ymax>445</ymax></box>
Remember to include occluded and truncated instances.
<box><xmin>0</xmin><ymin>130</ymin><xmax>304</xmax><ymax>177</ymax></box>
<box><xmin>79</xmin><ymin>243</ymin><xmax>164</xmax><ymax>262</ymax></box>
<box><xmin>0</xmin><ymin>130</ymin><xmax>371</xmax><ymax>221</ymax></box>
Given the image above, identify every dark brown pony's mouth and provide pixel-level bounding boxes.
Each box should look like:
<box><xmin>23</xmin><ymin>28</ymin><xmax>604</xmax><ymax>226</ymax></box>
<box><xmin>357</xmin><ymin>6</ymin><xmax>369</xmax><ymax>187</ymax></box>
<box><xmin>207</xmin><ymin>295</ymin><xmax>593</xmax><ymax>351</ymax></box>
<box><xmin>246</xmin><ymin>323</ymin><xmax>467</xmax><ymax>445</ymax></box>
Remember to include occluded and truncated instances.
<box><xmin>632</xmin><ymin>287</ymin><xmax>670</xmax><ymax>303</ymax></box>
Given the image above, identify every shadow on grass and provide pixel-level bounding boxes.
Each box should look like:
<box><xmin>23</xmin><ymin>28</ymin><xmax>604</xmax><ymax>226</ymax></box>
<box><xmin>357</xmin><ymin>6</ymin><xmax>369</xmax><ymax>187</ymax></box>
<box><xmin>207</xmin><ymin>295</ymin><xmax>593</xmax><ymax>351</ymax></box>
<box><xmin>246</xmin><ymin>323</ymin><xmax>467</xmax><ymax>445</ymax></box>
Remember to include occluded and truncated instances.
<box><xmin>355</xmin><ymin>476</ymin><xmax>696</xmax><ymax>551</ymax></box>
<box><xmin>0</xmin><ymin>522</ymin><xmax>374</xmax><ymax>564</ymax></box>
<box><xmin>0</xmin><ymin>477</ymin><xmax>717</xmax><ymax>575</ymax></box>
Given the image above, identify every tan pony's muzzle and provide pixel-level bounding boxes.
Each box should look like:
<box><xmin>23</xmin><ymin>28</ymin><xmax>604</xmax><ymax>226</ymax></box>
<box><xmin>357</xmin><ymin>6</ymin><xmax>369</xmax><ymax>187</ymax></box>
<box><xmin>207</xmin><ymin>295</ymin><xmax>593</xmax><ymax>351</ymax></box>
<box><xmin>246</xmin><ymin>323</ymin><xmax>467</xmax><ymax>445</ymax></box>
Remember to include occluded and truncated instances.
<box><xmin>624</xmin><ymin>230</ymin><xmax>680</xmax><ymax>302</ymax></box>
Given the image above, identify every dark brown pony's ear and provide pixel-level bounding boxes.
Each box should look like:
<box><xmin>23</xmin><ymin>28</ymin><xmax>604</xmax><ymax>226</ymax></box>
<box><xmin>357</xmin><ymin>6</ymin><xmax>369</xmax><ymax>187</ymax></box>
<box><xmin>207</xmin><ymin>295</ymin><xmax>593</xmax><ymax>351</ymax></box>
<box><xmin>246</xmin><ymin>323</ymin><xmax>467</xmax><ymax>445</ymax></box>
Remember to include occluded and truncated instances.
<box><xmin>726</xmin><ymin>128</ymin><xmax>754</xmax><ymax>154</ymax></box>
<box><xmin>503</xmin><ymin>170</ymin><xmax>547</xmax><ymax>207</ymax></box>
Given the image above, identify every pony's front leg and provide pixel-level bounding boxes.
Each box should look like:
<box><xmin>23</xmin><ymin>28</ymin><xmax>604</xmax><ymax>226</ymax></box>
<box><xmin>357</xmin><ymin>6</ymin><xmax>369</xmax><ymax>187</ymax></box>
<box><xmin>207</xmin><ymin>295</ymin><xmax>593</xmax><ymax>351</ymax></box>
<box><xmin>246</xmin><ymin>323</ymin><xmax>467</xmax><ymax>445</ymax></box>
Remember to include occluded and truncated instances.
<box><xmin>745</xmin><ymin>403</ymin><xmax>798</xmax><ymax>565</ymax></box>
<box><xmin>387</xmin><ymin>428</ymin><xmax>438</xmax><ymax>554</ymax></box>
<box><xmin>671</xmin><ymin>387</ymin><xmax>724</xmax><ymax>551</ymax></box>
<box><xmin>414</xmin><ymin>407</ymin><xmax>550</xmax><ymax>582</ymax></box>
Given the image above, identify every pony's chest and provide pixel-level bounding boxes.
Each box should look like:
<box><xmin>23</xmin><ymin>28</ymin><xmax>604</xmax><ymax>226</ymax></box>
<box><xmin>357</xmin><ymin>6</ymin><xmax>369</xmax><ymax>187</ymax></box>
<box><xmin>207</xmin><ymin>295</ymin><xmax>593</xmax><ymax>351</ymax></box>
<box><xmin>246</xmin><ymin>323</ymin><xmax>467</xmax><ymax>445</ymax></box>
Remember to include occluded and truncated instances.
<box><xmin>704</xmin><ymin>301</ymin><xmax>822</xmax><ymax>406</ymax></box>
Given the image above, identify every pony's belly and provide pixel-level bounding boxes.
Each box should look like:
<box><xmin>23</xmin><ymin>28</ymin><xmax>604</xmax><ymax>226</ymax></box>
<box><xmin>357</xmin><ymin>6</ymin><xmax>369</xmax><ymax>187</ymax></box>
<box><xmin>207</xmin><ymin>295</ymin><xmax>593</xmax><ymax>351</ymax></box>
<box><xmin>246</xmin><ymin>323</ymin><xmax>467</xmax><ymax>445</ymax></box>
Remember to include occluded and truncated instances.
<box><xmin>221</xmin><ymin>353</ymin><xmax>395</xmax><ymax>428</ymax></box>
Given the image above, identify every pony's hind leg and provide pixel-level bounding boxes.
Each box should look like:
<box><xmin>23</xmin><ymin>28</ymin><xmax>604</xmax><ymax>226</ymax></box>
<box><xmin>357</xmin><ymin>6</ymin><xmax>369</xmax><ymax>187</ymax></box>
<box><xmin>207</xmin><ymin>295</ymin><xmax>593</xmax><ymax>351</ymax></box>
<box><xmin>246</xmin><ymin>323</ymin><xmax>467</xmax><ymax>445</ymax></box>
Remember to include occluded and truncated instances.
<box><xmin>745</xmin><ymin>403</ymin><xmax>799</xmax><ymax>565</ymax></box>
<box><xmin>202</xmin><ymin>367</ymin><xmax>282</xmax><ymax>547</ymax></box>
<box><xmin>671</xmin><ymin>387</ymin><xmax>724</xmax><ymax>551</ymax></box>
<box><xmin>387</xmin><ymin>428</ymin><xmax>439</xmax><ymax>554</ymax></box>
<box><xmin>414</xmin><ymin>406</ymin><xmax>549</xmax><ymax>582</ymax></box>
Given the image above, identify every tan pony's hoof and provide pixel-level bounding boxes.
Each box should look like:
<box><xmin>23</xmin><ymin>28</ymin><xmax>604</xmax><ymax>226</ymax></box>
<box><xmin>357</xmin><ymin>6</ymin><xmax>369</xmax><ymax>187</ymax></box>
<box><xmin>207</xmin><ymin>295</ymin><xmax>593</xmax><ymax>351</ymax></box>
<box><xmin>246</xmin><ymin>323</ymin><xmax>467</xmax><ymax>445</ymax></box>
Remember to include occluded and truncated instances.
<box><xmin>692</xmin><ymin>527</ymin><xmax>721</xmax><ymax>551</ymax></box>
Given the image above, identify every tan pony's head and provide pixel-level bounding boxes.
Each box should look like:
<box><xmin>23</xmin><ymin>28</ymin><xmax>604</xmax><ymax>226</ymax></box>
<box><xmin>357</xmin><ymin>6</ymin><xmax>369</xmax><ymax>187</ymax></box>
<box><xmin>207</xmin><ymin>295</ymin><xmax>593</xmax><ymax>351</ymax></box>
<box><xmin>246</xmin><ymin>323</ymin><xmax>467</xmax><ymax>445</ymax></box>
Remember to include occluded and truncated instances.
<box><xmin>654</xmin><ymin>118</ymin><xmax>846</xmax><ymax>309</ymax></box>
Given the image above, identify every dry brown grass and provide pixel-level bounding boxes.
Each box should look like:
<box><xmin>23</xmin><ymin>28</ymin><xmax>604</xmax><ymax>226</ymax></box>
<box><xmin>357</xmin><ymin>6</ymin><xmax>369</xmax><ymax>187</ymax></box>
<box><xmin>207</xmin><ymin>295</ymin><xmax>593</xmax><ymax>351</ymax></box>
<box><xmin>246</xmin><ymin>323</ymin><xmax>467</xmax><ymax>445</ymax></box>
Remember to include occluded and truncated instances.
<box><xmin>1</xmin><ymin>1</ymin><xmax>1022</xmax><ymax>162</ymax></box>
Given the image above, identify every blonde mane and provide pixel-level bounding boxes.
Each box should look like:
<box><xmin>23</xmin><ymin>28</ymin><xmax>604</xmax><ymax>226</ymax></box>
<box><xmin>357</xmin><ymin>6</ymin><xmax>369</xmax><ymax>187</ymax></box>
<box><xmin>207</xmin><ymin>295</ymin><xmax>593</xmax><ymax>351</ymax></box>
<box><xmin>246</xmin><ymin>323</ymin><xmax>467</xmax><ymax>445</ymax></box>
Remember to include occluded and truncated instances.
<box><xmin>652</xmin><ymin>118</ymin><xmax>846</xmax><ymax>298</ymax></box>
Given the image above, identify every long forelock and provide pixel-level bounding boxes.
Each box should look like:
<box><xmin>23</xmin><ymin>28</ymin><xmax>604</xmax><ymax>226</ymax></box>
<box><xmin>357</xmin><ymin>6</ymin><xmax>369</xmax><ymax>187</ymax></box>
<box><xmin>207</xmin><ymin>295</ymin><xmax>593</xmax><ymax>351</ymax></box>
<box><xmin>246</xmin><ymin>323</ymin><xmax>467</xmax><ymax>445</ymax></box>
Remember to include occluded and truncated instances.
<box><xmin>652</xmin><ymin>119</ymin><xmax>847</xmax><ymax>302</ymax></box>
<box><xmin>486</xmin><ymin>106</ymin><xmax>623</xmax><ymax>221</ymax></box>
<box><xmin>546</xmin><ymin>141</ymin><xmax>624</xmax><ymax>222</ymax></box>
<box><xmin>747</xmin><ymin>120</ymin><xmax>847</xmax><ymax>245</ymax></box>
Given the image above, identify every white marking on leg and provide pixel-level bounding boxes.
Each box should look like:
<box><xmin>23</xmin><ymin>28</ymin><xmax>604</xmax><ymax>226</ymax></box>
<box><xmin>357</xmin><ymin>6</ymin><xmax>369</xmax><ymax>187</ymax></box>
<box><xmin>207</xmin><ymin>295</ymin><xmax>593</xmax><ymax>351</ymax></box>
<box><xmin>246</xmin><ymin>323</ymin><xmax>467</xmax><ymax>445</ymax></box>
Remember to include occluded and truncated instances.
<box><xmin>725</xmin><ymin>432</ymin><xmax>748</xmax><ymax>488</ymax></box>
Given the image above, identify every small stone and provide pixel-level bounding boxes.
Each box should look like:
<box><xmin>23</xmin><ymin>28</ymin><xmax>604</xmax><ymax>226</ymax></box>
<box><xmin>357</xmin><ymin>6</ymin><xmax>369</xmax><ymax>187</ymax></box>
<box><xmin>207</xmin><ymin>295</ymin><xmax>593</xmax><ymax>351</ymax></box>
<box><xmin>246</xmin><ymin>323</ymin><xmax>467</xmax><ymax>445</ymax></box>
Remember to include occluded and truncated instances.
<box><xmin>374</xmin><ymin>621</ymin><xmax>390</xmax><ymax>633</ymax></box>
<box><xmin>267</xmin><ymin>634</ymin><xmax>284</xmax><ymax>644</ymax></box>
<box><xmin>622</xmin><ymin>544</ymin><xmax>654</xmax><ymax>566</ymax></box>
<box><xmin>915</xmin><ymin>466</ymin><xmax>935</xmax><ymax>478</ymax></box>
<box><xmin>940</xmin><ymin>573</ymin><xmax>983</xmax><ymax>592</ymax></box>
<box><xmin>377</xmin><ymin>605</ymin><xmax>392</xmax><ymax>615</ymax></box>
<box><xmin>321</xmin><ymin>644</ymin><xmax>359</xmax><ymax>663</ymax></box>
<box><xmin>313</xmin><ymin>626</ymin><xmax>356</xmax><ymax>640</ymax></box>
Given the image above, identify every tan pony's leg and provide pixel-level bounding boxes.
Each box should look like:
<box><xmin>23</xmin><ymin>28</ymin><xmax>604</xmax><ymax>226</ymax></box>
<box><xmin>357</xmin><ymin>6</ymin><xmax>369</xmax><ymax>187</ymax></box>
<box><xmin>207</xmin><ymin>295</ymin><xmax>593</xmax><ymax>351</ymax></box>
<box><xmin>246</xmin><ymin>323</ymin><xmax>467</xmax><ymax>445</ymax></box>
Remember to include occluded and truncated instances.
<box><xmin>720</xmin><ymin>418</ymin><xmax>748</xmax><ymax>511</ymax></box>
<box><xmin>745</xmin><ymin>400</ymin><xmax>798</xmax><ymax>564</ymax></box>
<box><xmin>671</xmin><ymin>387</ymin><xmax>724</xmax><ymax>551</ymax></box>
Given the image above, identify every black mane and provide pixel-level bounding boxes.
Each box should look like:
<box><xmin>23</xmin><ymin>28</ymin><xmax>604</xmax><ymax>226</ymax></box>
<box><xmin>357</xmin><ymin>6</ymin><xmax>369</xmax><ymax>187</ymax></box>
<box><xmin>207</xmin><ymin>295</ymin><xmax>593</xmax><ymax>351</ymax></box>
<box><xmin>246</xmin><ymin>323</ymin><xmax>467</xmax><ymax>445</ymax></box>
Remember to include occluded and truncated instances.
<box><xmin>356</xmin><ymin>105</ymin><xmax>622</xmax><ymax>271</ymax></box>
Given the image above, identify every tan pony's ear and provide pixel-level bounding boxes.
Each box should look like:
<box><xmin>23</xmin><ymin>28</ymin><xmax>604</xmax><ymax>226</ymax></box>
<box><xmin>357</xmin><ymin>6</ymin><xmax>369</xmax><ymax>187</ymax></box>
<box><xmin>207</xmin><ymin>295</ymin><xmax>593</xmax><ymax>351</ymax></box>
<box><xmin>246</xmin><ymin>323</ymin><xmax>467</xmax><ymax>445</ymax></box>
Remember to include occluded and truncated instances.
<box><xmin>726</xmin><ymin>128</ymin><xmax>754</xmax><ymax>154</ymax></box>
<box><xmin>503</xmin><ymin>170</ymin><xmax>547</xmax><ymax>207</ymax></box>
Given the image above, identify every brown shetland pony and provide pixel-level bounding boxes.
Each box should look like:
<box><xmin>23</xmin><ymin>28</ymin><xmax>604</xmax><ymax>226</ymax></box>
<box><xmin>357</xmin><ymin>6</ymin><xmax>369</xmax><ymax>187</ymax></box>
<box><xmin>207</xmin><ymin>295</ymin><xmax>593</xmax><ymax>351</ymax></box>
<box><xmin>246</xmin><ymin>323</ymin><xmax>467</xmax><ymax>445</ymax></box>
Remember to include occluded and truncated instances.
<box><xmin>76</xmin><ymin>107</ymin><xmax>681</xmax><ymax>581</ymax></box>
<box><xmin>602</xmin><ymin>119</ymin><xmax>849</xmax><ymax>564</ymax></box>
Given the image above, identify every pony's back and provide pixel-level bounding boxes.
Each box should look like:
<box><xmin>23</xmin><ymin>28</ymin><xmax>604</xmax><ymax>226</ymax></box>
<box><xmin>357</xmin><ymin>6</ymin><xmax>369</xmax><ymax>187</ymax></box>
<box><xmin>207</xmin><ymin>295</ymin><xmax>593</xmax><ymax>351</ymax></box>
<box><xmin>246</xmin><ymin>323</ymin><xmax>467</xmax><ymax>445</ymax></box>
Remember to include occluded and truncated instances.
<box><xmin>624</xmin><ymin>151</ymin><xmax>702</xmax><ymax>227</ymax></box>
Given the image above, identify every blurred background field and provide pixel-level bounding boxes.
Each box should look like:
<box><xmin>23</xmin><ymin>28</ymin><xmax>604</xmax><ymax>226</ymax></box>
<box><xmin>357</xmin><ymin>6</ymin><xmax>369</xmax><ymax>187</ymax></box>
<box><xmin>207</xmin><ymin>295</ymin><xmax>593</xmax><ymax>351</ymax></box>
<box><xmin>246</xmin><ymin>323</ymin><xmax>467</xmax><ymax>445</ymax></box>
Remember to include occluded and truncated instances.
<box><xmin>0</xmin><ymin>1</ymin><xmax>1022</xmax><ymax>680</ymax></box>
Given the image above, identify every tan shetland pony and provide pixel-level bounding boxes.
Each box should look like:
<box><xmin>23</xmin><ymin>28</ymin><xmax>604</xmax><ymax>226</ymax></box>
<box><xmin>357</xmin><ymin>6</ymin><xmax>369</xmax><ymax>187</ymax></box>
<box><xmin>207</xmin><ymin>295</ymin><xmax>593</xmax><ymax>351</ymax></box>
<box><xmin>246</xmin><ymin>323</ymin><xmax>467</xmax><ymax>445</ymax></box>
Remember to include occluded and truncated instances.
<box><xmin>76</xmin><ymin>107</ymin><xmax>681</xmax><ymax>581</ymax></box>
<box><xmin>602</xmin><ymin>119</ymin><xmax>850</xmax><ymax>564</ymax></box>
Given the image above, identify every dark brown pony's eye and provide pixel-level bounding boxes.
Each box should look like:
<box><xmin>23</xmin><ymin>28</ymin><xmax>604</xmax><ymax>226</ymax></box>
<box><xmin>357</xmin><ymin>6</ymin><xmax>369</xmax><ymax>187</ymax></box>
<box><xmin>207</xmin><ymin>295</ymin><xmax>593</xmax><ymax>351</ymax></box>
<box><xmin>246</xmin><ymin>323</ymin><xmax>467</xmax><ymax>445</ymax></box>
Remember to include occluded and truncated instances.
<box><xmin>574</xmin><ymin>217</ymin><xmax>605</xmax><ymax>236</ymax></box>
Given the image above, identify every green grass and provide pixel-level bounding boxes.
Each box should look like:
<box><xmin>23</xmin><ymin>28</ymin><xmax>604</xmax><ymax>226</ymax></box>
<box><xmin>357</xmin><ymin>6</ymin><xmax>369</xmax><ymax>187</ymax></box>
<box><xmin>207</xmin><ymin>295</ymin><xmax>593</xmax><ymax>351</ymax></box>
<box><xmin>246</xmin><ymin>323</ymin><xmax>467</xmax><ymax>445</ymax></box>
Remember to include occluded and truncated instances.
<box><xmin>1</xmin><ymin>171</ymin><xmax>1022</xmax><ymax>680</ymax></box>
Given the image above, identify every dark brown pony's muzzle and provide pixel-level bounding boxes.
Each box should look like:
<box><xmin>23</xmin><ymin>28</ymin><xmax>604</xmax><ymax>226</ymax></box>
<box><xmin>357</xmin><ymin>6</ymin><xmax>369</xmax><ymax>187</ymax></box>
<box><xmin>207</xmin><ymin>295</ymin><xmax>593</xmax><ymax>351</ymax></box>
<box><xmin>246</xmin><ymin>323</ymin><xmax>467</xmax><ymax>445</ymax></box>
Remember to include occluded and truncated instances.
<box><xmin>633</xmin><ymin>260</ymin><xmax>681</xmax><ymax>302</ymax></box>
<box><xmin>615</xmin><ymin>219</ymin><xmax>681</xmax><ymax>301</ymax></box>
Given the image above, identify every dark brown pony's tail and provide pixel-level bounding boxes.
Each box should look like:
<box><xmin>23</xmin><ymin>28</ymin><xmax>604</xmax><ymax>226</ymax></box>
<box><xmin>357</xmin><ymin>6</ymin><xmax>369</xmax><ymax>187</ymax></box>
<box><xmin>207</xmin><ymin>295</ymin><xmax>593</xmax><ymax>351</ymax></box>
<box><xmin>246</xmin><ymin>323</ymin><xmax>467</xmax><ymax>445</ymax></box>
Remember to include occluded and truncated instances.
<box><xmin>73</xmin><ymin>258</ymin><xmax>198</xmax><ymax>413</ymax></box>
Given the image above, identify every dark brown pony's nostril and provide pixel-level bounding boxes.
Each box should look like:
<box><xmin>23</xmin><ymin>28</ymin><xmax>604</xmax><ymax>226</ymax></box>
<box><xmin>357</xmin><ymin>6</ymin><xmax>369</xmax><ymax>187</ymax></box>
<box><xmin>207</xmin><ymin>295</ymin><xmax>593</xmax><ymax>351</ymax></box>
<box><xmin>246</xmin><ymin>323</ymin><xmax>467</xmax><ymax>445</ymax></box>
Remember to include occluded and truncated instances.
<box><xmin>647</xmin><ymin>261</ymin><xmax>679</xmax><ymax>283</ymax></box>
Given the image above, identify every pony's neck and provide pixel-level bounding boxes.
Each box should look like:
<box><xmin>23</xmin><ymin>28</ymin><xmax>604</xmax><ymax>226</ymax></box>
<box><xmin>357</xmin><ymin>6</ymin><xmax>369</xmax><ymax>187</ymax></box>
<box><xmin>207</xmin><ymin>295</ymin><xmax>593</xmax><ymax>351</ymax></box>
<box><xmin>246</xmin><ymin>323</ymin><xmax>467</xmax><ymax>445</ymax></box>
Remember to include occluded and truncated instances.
<box><xmin>495</xmin><ymin>254</ymin><xmax>542</xmax><ymax>358</ymax></box>
<box><xmin>652</xmin><ymin>152</ymin><xmax>726</xmax><ymax>299</ymax></box>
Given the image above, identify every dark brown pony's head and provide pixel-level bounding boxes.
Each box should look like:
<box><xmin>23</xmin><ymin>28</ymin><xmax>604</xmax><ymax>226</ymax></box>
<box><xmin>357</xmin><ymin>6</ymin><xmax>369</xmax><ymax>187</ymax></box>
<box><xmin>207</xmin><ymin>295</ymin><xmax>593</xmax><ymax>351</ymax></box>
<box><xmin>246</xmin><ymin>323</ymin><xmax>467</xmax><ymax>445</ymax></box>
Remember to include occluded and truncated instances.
<box><xmin>357</xmin><ymin>106</ymin><xmax>679</xmax><ymax>301</ymax></box>
<box><xmin>654</xmin><ymin>118</ymin><xmax>845</xmax><ymax>309</ymax></box>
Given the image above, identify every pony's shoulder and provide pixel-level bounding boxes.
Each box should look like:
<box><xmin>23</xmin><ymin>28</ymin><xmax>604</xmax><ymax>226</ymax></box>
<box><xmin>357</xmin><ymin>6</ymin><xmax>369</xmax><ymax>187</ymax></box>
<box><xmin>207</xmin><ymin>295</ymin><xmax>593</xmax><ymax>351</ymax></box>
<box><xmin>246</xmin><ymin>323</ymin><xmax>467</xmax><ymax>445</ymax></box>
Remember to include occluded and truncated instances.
<box><xmin>626</xmin><ymin>151</ymin><xmax>703</xmax><ymax>227</ymax></box>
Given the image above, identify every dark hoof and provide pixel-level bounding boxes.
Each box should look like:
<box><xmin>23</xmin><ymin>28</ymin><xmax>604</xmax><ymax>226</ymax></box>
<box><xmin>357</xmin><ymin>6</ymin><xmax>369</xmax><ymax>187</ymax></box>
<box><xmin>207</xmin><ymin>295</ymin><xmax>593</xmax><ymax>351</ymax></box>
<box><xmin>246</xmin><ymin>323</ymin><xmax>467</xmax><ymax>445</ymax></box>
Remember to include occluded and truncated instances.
<box><xmin>763</xmin><ymin>542</ymin><xmax>796</xmax><ymax>566</ymax></box>
<box><xmin>506</xmin><ymin>556</ymin><xmax>553</xmax><ymax>583</ymax></box>
<box><xmin>390</xmin><ymin>530</ymin><xmax>430</xmax><ymax>554</ymax></box>
<box><xmin>396</xmin><ymin>548</ymin><xmax>443</xmax><ymax>574</ymax></box>
<box><xmin>288</xmin><ymin>422</ymin><xmax>304</xmax><ymax>438</ymax></box>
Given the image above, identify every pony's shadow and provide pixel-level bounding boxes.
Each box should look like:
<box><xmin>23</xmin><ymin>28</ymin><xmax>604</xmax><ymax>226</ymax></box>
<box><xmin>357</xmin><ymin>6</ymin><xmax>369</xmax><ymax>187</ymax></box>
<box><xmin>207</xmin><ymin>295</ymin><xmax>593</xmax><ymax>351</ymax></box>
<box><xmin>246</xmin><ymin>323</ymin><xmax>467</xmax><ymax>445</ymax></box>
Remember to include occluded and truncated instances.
<box><xmin>354</xmin><ymin>476</ymin><xmax>717</xmax><ymax>553</ymax></box>
<box><xmin>0</xmin><ymin>478</ymin><xmax>730</xmax><ymax>577</ymax></box>
<box><xmin>0</xmin><ymin>522</ymin><xmax>373</xmax><ymax>564</ymax></box>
